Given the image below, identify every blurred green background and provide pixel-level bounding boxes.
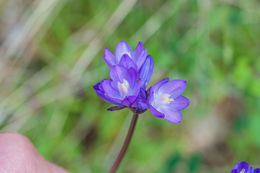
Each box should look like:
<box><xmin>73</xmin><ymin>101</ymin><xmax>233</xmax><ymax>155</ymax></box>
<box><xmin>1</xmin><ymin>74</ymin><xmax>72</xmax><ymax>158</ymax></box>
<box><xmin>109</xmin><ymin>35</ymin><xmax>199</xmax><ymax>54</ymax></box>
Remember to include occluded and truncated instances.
<box><xmin>0</xmin><ymin>0</ymin><xmax>260</xmax><ymax>172</ymax></box>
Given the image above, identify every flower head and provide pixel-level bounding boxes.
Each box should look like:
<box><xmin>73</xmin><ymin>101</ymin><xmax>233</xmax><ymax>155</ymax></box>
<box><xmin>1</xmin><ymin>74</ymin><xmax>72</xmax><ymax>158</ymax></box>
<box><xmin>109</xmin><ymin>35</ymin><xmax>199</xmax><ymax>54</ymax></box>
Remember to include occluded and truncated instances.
<box><xmin>94</xmin><ymin>41</ymin><xmax>190</xmax><ymax>123</ymax></box>
<box><xmin>231</xmin><ymin>162</ymin><xmax>260</xmax><ymax>173</ymax></box>
<box><xmin>147</xmin><ymin>78</ymin><xmax>190</xmax><ymax>123</ymax></box>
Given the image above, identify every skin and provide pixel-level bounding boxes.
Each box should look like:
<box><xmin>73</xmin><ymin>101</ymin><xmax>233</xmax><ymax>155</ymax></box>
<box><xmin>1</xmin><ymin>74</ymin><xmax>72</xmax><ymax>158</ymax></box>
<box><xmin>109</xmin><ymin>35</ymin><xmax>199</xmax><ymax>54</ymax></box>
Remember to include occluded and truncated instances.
<box><xmin>0</xmin><ymin>133</ymin><xmax>68</xmax><ymax>173</ymax></box>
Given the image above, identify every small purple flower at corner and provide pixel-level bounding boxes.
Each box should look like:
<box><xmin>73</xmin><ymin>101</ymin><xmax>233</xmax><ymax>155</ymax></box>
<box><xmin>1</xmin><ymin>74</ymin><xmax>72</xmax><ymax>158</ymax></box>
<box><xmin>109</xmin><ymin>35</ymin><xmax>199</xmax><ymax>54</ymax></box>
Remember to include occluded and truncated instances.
<box><xmin>231</xmin><ymin>161</ymin><xmax>260</xmax><ymax>173</ymax></box>
<box><xmin>147</xmin><ymin>78</ymin><xmax>190</xmax><ymax>123</ymax></box>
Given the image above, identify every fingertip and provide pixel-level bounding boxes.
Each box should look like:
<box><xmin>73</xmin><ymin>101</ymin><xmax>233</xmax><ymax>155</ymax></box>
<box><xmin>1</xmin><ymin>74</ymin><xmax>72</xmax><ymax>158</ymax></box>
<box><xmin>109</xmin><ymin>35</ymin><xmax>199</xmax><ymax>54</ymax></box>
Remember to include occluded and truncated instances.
<box><xmin>0</xmin><ymin>132</ymin><xmax>36</xmax><ymax>154</ymax></box>
<box><xmin>0</xmin><ymin>132</ymin><xmax>40</xmax><ymax>172</ymax></box>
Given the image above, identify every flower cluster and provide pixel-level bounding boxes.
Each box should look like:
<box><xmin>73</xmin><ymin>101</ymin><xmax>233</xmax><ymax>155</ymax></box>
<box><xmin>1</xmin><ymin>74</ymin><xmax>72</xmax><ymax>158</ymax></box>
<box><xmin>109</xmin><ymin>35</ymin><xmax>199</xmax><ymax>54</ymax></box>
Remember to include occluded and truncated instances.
<box><xmin>231</xmin><ymin>162</ymin><xmax>260</xmax><ymax>173</ymax></box>
<box><xmin>93</xmin><ymin>41</ymin><xmax>190</xmax><ymax>123</ymax></box>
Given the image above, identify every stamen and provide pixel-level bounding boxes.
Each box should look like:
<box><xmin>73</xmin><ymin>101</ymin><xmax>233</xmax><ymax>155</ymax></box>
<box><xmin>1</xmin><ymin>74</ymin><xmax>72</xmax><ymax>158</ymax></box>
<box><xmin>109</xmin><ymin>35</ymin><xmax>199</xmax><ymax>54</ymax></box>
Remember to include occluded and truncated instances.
<box><xmin>158</xmin><ymin>94</ymin><xmax>173</xmax><ymax>105</ymax></box>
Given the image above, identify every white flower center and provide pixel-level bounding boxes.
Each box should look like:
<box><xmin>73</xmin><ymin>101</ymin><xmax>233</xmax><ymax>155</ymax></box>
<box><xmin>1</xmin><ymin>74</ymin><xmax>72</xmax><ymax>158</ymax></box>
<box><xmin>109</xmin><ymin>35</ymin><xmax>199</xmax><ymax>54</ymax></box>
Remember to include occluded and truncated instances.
<box><xmin>118</xmin><ymin>79</ymin><xmax>130</xmax><ymax>96</ymax></box>
<box><xmin>157</xmin><ymin>93</ymin><xmax>173</xmax><ymax>105</ymax></box>
<box><xmin>240</xmin><ymin>169</ymin><xmax>245</xmax><ymax>173</ymax></box>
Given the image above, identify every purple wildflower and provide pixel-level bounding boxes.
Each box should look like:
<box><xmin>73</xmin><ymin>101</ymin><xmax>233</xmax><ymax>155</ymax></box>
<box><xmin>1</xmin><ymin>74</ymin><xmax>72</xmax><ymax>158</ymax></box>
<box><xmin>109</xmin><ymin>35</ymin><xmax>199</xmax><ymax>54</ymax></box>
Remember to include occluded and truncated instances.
<box><xmin>231</xmin><ymin>161</ymin><xmax>260</xmax><ymax>173</ymax></box>
<box><xmin>93</xmin><ymin>65</ymin><xmax>143</xmax><ymax>112</ymax></box>
<box><xmin>103</xmin><ymin>41</ymin><xmax>153</xmax><ymax>88</ymax></box>
<box><xmin>94</xmin><ymin>41</ymin><xmax>190</xmax><ymax>123</ymax></box>
<box><xmin>147</xmin><ymin>78</ymin><xmax>190</xmax><ymax>123</ymax></box>
<box><xmin>255</xmin><ymin>169</ymin><xmax>260</xmax><ymax>173</ymax></box>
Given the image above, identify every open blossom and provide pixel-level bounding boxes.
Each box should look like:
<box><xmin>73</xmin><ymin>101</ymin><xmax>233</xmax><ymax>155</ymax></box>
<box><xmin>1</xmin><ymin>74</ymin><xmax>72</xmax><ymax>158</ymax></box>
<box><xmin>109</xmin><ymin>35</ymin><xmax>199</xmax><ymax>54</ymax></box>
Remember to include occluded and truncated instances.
<box><xmin>94</xmin><ymin>41</ymin><xmax>190</xmax><ymax>123</ymax></box>
<box><xmin>103</xmin><ymin>41</ymin><xmax>153</xmax><ymax>88</ymax></box>
<box><xmin>93</xmin><ymin>65</ymin><xmax>143</xmax><ymax>112</ymax></box>
<box><xmin>147</xmin><ymin>78</ymin><xmax>190</xmax><ymax>123</ymax></box>
<box><xmin>231</xmin><ymin>161</ymin><xmax>260</xmax><ymax>173</ymax></box>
